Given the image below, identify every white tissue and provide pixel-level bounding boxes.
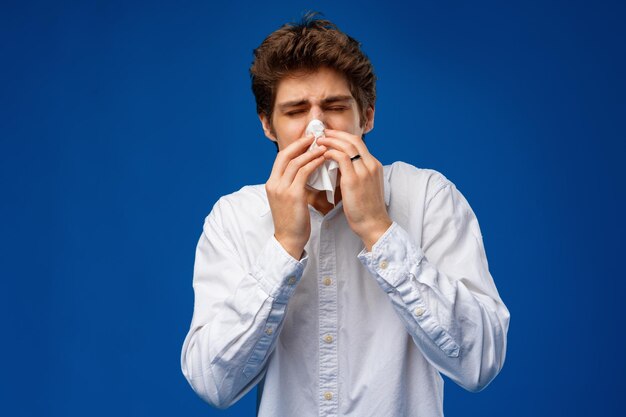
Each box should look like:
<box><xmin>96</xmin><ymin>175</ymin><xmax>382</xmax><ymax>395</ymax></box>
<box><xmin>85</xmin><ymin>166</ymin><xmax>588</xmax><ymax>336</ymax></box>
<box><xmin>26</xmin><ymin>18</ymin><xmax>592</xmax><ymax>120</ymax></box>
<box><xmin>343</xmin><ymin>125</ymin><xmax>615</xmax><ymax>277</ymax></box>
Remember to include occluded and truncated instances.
<box><xmin>305</xmin><ymin>119</ymin><xmax>339</xmax><ymax>205</ymax></box>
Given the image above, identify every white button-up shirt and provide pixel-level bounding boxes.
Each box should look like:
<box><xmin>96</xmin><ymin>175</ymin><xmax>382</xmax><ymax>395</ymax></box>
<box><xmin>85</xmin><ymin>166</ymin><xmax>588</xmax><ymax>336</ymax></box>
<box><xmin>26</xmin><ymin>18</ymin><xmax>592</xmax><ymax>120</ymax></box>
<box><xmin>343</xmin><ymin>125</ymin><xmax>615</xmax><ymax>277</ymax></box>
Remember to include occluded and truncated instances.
<box><xmin>181</xmin><ymin>161</ymin><xmax>510</xmax><ymax>417</ymax></box>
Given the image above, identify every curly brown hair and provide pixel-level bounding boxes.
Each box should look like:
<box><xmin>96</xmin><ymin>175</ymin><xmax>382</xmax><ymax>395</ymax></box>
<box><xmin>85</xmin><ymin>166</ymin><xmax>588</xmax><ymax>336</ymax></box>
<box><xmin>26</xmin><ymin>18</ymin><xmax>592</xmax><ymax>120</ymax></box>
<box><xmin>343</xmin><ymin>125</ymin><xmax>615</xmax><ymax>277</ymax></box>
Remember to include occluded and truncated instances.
<box><xmin>250</xmin><ymin>12</ymin><xmax>377</xmax><ymax>141</ymax></box>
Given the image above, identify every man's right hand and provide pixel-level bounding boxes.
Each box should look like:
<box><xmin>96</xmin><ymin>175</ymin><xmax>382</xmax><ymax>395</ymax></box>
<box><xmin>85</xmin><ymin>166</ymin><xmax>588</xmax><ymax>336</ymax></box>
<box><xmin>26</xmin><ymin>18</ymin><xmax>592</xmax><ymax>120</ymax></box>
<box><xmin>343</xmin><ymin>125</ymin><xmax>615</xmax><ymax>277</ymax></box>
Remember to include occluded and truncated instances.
<box><xmin>265</xmin><ymin>134</ymin><xmax>327</xmax><ymax>260</ymax></box>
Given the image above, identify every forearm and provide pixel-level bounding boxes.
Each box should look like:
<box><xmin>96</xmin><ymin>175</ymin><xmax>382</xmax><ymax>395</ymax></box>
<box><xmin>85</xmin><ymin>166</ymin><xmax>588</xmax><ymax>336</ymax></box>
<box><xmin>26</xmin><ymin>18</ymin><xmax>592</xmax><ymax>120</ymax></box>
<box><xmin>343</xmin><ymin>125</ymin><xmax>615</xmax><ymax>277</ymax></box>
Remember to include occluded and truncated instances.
<box><xmin>181</xmin><ymin>232</ymin><xmax>307</xmax><ymax>408</ymax></box>
<box><xmin>181</xmin><ymin>292</ymin><xmax>286</xmax><ymax>407</ymax></box>
<box><xmin>358</xmin><ymin>222</ymin><xmax>510</xmax><ymax>391</ymax></box>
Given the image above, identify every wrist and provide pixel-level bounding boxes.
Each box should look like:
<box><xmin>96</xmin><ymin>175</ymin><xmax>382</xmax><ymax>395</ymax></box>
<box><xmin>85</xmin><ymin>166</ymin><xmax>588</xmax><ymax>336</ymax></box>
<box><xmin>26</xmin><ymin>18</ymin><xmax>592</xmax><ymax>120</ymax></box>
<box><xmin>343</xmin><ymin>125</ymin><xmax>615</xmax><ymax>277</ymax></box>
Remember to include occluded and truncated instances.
<box><xmin>274</xmin><ymin>234</ymin><xmax>305</xmax><ymax>260</ymax></box>
<box><xmin>360</xmin><ymin>218</ymin><xmax>393</xmax><ymax>252</ymax></box>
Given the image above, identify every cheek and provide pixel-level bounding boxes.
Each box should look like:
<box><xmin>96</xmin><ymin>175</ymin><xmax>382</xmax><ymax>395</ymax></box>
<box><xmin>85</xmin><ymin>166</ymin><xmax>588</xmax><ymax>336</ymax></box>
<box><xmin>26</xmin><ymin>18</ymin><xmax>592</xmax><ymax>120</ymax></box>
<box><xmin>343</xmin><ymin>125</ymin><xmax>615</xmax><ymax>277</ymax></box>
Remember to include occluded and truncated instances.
<box><xmin>326</xmin><ymin>113</ymin><xmax>361</xmax><ymax>135</ymax></box>
<box><xmin>276</xmin><ymin>119</ymin><xmax>307</xmax><ymax>143</ymax></box>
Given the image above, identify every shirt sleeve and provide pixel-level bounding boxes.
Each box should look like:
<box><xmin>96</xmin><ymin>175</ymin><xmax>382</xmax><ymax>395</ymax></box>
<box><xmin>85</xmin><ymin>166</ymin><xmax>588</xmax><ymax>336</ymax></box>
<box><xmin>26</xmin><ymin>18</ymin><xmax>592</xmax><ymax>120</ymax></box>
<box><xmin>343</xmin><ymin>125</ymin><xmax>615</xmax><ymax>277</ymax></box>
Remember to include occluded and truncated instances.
<box><xmin>180</xmin><ymin>202</ymin><xmax>307</xmax><ymax>409</ymax></box>
<box><xmin>357</xmin><ymin>181</ymin><xmax>510</xmax><ymax>392</ymax></box>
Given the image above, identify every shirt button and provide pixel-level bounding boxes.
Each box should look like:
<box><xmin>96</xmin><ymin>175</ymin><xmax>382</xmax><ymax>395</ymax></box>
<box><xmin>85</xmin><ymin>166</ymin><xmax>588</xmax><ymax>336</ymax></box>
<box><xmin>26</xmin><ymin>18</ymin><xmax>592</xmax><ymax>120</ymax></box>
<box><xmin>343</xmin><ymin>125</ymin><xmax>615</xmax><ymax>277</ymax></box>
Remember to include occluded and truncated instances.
<box><xmin>324</xmin><ymin>334</ymin><xmax>333</xmax><ymax>343</ymax></box>
<box><xmin>287</xmin><ymin>276</ymin><xmax>296</xmax><ymax>285</ymax></box>
<box><xmin>265</xmin><ymin>327</ymin><xmax>273</xmax><ymax>335</ymax></box>
<box><xmin>379</xmin><ymin>260</ymin><xmax>388</xmax><ymax>269</ymax></box>
<box><xmin>414</xmin><ymin>307</ymin><xmax>425</xmax><ymax>317</ymax></box>
<box><xmin>323</xmin><ymin>277</ymin><xmax>332</xmax><ymax>286</ymax></box>
<box><xmin>324</xmin><ymin>392</ymin><xmax>333</xmax><ymax>400</ymax></box>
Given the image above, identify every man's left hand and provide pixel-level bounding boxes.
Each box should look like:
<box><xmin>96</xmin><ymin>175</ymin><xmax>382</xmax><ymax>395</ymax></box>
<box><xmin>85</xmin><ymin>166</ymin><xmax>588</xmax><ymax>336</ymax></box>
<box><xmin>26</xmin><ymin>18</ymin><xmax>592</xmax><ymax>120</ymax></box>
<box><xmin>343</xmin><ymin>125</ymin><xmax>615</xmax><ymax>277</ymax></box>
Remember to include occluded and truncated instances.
<box><xmin>317</xmin><ymin>129</ymin><xmax>392</xmax><ymax>251</ymax></box>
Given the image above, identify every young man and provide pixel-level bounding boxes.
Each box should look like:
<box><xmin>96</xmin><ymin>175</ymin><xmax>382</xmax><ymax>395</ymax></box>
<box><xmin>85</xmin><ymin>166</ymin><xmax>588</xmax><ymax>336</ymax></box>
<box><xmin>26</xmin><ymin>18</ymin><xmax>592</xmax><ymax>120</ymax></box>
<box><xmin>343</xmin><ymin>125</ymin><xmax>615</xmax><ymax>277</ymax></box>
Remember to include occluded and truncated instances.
<box><xmin>181</xmin><ymin>14</ymin><xmax>510</xmax><ymax>417</ymax></box>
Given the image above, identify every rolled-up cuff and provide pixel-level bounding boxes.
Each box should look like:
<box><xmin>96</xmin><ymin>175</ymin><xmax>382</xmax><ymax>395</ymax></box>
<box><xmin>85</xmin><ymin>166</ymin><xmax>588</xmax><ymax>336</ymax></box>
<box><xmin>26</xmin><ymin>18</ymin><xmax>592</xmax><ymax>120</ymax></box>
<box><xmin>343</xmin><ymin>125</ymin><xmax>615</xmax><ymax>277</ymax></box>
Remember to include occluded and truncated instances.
<box><xmin>252</xmin><ymin>236</ymin><xmax>308</xmax><ymax>303</ymax></box>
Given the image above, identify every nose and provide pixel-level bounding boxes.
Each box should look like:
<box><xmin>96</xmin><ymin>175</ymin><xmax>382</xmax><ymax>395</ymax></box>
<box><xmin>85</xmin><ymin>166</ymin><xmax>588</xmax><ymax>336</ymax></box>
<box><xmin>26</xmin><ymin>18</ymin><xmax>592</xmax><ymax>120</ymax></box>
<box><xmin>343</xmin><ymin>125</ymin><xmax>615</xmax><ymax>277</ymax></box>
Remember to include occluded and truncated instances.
<box><xmin>310</xmin><ymin>106</ymin><xmax>326</xmax><ymax>124</ymax></box>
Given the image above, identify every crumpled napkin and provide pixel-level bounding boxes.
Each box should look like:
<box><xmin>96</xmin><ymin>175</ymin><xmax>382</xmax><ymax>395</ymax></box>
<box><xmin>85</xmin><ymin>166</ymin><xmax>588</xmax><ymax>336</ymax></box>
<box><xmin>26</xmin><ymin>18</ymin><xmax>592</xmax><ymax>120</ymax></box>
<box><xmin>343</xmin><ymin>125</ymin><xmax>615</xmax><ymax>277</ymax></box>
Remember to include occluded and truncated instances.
<box><xmin>305</xmin><ymin>119</ymin><xmax>339</xmax><ymax>205</ymax></box>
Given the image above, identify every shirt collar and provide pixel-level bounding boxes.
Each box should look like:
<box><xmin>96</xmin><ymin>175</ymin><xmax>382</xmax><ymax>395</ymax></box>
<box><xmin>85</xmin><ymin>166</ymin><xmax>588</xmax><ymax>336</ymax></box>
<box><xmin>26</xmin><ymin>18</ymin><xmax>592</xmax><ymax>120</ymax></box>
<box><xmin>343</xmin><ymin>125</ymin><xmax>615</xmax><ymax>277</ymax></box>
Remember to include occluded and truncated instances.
<box><xmin>260</xmin><ymin>166</ymin><xmax>391</xmax><ymax>217</ymax></box>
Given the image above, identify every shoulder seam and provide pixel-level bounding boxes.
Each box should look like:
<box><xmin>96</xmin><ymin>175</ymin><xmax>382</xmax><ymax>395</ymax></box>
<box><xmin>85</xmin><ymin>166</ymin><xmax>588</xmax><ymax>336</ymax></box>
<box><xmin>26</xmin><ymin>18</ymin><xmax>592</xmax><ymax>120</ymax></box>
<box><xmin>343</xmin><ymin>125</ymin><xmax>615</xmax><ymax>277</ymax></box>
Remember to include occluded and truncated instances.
<box><xmin>425</xmin><ymin>180</ymin><xmax>452</xmax><ymax>212</ymax></box>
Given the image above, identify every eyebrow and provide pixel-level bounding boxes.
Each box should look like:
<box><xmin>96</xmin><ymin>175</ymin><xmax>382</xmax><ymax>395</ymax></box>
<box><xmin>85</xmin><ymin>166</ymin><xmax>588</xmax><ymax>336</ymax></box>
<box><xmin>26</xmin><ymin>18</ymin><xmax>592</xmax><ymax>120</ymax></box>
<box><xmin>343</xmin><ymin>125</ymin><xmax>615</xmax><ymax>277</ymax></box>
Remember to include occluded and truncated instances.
<box><xmin>277</xmin><ymin>95</ymin><xmax>354</xmax><ymax>111</ymax></box>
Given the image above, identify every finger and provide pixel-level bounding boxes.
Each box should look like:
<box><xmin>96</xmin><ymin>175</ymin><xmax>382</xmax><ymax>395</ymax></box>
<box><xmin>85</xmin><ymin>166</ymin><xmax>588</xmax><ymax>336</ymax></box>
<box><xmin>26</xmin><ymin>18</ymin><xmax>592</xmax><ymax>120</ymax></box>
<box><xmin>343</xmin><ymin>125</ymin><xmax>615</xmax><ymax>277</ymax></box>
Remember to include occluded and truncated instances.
<box><xmin>280</xmin><ymin>145</ymin><xmax>327</xmax><ymax>187</ymax></box>
<box><xmin>269</xmin><ymin>134</ymin><xmax>316</xmax><ymax>180</ymax></box>
<box><xmin>323</xmin><ymin>129</ymin><xmax>370</xmax><ymax>157</ymax></box>
<box><xmin>315</xmin><ymin>136</ymin><xmax>368</xmax><ymax>175</ymax></box>
<box><xmin>291</xmin><ymin>153</ymin><xmax>328</xmax><ymax>189</ymax></box>
<box><xmin>323</xmin><ymin>149</ymin><xmax>357</xmax><ymax>181</ymax></box>
<box><xmin>322</xmin><ymin>130</ymin><xmax>379</xmax><ymax>172</ymax></box>
<box><xmin>316</xmin><ymin>136</ymin><xmax>360</xmax><ymax>160</ymax></box>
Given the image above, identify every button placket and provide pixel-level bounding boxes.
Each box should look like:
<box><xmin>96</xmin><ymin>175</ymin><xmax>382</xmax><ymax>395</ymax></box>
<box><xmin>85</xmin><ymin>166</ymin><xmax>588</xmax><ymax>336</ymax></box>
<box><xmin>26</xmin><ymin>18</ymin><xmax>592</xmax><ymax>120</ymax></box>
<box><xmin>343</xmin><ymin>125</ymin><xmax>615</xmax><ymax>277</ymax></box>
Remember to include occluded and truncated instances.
<box><xmin>318</xmin><ymin>219</ymin><xmax>338</xmax><ymax>415</ymax></box>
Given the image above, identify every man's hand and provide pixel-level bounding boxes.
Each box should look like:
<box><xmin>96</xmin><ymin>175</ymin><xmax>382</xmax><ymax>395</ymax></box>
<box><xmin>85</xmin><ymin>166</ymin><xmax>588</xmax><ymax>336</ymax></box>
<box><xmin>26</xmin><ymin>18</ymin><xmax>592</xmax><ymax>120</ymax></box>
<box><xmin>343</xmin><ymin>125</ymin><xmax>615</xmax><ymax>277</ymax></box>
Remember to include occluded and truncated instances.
<box><xmin>266</xmin><ymin>135</ymin><xmax>327</xmax><ymax>260</ymax></box>
<box><xmin>317</xmin><ymin>130</ymin><xmax>392</xmax><ymax>251</ymax></box>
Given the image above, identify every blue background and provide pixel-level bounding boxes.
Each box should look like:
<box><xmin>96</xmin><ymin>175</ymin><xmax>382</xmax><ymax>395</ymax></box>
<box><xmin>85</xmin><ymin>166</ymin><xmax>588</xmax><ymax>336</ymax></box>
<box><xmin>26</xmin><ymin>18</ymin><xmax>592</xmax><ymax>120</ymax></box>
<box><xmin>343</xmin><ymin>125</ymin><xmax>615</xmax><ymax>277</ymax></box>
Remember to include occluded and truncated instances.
<box><xmin>2</xmin><ymin>0</ymin><xmax>625</xmax><ymax>416</ymax></box>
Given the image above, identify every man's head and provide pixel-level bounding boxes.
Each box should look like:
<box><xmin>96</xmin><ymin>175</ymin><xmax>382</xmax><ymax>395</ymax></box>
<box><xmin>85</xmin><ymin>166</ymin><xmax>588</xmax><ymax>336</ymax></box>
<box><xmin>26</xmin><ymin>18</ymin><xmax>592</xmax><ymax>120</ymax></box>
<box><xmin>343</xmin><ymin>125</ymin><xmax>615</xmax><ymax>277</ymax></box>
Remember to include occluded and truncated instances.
<box><xmin>250</xmin><ymin>13</ymin><xmax>376</xmax><ymax>150</ymax></box>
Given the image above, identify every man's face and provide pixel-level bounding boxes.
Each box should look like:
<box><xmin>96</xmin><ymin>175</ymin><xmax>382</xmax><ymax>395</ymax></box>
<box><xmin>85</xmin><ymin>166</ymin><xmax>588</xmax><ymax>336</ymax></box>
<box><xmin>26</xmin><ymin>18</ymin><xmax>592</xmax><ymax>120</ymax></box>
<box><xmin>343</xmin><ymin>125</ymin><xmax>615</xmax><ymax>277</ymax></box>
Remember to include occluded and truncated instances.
<box><xmin>260</xmin><ymin>67</ymin><xmax>374</xmax><ymax>150</ymax></box>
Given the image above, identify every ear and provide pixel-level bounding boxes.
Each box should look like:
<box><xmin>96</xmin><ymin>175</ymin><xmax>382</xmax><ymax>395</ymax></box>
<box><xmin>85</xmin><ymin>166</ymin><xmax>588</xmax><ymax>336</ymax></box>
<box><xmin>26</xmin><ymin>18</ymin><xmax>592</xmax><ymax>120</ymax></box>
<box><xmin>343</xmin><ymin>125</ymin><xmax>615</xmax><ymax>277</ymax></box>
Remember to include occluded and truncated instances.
<box><xmin>364</xmin><ymin>106</ymin><xmax>375</xmax><ymax>134</ymax></box>
<box><xmin>259</xmin><ymin>114</ymin><xmax>277</xmax><ymax>142</ymax></box>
